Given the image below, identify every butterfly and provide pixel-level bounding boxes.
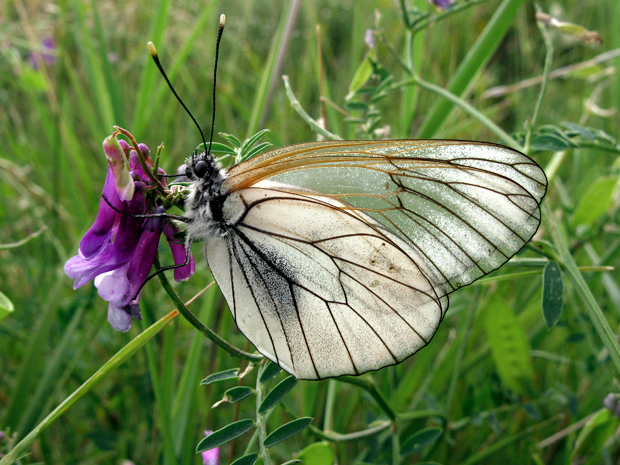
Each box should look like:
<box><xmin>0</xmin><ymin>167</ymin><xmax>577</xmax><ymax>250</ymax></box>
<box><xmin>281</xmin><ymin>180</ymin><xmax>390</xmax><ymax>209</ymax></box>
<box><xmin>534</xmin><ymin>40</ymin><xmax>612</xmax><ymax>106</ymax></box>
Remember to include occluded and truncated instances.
<box><xmin>181</xmin><ymin>139</ymin><xmax>547</xmax><ymax>380</ymax></box>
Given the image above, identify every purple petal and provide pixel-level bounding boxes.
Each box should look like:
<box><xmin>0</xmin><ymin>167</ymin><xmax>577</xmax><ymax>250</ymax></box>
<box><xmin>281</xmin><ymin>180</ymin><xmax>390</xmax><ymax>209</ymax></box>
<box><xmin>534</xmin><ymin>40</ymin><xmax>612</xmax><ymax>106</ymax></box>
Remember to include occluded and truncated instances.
<box><xmin>429</xmin><ymin>0</ymin><xmax>451</xmax><ymax>8</ymax></box>
<box><xmin>365</xmin><ymin>29</ymin><xmax>375</xmax><ymax>49</ymax></box>
<box><xmin>67</xmin><ymin>183</ymin><xmax>147</xmax><ymax>288</ymax></box>
<box><xmin>201</xmin><ymin>431</ymin><xmax>219</xmax><ymax>465</ymax></box>
<box><xmin>95</xmin><ymin>264</ymin><xmax>131</xmax><ymax>302</ymax></box>
<box><xmin>124</xmin><ymin>207</ymin><xmax>166</xmax><ymax>299</ymax></box>
<box><xmin>164</xmin><ymin>223</ymin><xmax>195</xmax><ymax>281</ymax></box>
<box><xmin>605</xmin><ymin>393</ymin><xmax>617</xmax><ymax>411</ymax></box>
<box><xmin>78</xmin><ymin>166</ymin><xmax>122</xmax><ymax>258</ymax></box>
<box><xmin>138</xmin><ymin>143</ymin><xmax>150</xmax><ymax>158</ymax></box>
<box><xmin>107</xmin><ymin>300</ymin><xmax>133</xmax><ymax>332</ymax></box>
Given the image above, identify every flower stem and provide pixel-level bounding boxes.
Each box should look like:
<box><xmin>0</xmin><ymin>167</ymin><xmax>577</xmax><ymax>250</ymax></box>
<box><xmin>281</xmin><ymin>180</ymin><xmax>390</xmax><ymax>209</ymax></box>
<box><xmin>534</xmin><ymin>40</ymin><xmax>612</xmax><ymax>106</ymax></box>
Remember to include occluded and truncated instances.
<box><xmin>255</xmin><ymin>362</ymin><xmax>274</xmax><ymax>465</ymax></box>
<box><xmin>154</xmin><ymin>255</ymin><xmax>263</xmax><ymax>362</ymax></box>
<box><xmin>337</xmin><ymin>376</ymin><xmax>397</xmax><ymax>422</ymax></box>
<box><xmin>524</xmin><ymin>5</ymin><xmax>554</xmax><ymax>154</ymax></box>
<box><xmin>282</xmin><ymin>75</ymin><xmax>343</xmax><ymax>141</ymax></box>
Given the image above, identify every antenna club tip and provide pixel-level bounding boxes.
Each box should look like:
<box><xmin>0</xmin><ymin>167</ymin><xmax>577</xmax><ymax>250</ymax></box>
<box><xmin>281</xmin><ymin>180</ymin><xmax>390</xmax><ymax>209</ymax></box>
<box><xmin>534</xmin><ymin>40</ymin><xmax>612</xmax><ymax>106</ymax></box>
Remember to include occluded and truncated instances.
<box><xmin>147</xmin><ymin>41</ymin><xmax>158</xmax><ymax>57</ymax></box>
<box><xmin>219</xmin><ymin>14</ymin><xmax>226</xmax><ymax>27</ymax></box>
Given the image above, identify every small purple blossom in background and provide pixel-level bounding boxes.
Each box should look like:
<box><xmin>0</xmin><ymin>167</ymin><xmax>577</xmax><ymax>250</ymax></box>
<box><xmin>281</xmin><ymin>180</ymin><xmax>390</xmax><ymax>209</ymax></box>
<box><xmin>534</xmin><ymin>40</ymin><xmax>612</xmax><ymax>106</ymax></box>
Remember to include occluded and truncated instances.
<box><xmin>364</xmin><ymin>29</ymin><xmax>375</xmax><ymax>49</ymax></box>
<box><xmin>201</xmin><ymin>431</ymin><xmax>219</xmax><ymax>465</ymax></box>
<box><xmin>65</xmin><ymin>131</ymin><xmax>194</xmax><ymax>332</ymax></box>
<box><xmin>428</xmin><ymin>0</ymin><xmax>451</xmax><ymax>9</ymax></box>
<box><xmin>29</xmin><ymin>37</ymin><xmax>56</xmax><ymax>69</ymax></box>
<box><xmin>604</xmin><ymin>393</ymin><xmax>620</xmax><ymax>418</ymax></box>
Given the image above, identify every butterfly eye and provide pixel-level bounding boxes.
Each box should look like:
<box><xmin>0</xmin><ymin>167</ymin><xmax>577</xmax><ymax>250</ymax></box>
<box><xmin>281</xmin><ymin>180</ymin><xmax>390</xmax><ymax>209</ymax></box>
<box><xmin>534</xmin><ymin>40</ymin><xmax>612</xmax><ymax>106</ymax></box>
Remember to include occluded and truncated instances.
<box><xmin>193</xmin><ymin>160</ymin><xmax>209</xmax><ymax>179</ymax></box>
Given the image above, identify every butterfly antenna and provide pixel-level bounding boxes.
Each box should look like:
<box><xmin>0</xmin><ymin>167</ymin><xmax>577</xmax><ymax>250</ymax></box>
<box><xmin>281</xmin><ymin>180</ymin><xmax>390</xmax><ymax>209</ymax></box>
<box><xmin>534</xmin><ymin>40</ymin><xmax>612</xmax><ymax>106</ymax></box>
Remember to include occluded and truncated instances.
<box><xmin>208</xmin><ymin>14</ymin><xmax>226</xmax><ymax>156</ymax></box>
<box><xmin>147</xmin><ymin>15</ymin><xmax>225</xmax><ymax>157</ymax></box>
<box><xmin>147</xmin><ymin>41</ymin><xmax>208</xmax><ymax>154</ymax></box>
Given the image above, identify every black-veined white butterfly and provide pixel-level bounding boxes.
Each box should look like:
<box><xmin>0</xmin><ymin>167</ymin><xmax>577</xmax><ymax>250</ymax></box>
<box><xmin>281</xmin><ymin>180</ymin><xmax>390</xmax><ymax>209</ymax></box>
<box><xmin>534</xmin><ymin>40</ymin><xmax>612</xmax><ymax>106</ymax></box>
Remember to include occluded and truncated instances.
<box><xmin>149</xmin><ymin>15</ymin><xmax>547</xmax><ymax>380</ymax></box>
<box><xmin>182</xmin><ymin>139</ymin><xmax>546</xmax><ymax>380</ymax></box>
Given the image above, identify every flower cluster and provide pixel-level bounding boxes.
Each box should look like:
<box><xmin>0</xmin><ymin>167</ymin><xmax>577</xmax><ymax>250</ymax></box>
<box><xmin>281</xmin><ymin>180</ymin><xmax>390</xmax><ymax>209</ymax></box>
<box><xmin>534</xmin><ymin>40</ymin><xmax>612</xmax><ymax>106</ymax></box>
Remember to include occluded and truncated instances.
<box><xmin>65</xmin><ymin>132</ymin><xmax>194</xmax><ymax>332</ymax></box>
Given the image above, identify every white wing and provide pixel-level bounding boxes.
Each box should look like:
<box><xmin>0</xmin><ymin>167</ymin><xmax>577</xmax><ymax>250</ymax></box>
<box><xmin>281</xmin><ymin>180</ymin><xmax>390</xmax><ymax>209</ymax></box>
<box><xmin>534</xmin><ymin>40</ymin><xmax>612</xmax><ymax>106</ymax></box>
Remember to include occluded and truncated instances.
<box><xmin>206</xmin><ymin>141</ymin><xmax>546</xmax><ymax>380</ymax></box>
<box><xmin>206</xmin><ymin>183</ymin><xmax>448</xmax><ymax>380</ymax></box>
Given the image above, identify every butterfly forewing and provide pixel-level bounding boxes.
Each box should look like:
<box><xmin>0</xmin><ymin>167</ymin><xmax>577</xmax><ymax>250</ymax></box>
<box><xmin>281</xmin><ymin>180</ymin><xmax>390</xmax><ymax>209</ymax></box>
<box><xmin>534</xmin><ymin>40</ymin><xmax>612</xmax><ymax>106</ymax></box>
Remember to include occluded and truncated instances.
<box><xmin>208</xmin><ymin>140</ymin><xmax>546</xmax><ymax>379</ymax></box>
<box><xmin>225</xmin><ymin>140</ymin><xmax>546</xmax><ymax>294</ymax></box>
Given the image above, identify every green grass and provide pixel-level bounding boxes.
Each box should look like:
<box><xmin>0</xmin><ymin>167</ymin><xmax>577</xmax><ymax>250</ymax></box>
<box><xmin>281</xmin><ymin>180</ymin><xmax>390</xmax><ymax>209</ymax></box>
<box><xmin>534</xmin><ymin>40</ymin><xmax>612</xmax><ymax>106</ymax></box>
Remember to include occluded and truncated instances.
<box><xmin>1</xmin><ymin>0</ymin><xmax>619</xmax><ymax>464</ymax></box>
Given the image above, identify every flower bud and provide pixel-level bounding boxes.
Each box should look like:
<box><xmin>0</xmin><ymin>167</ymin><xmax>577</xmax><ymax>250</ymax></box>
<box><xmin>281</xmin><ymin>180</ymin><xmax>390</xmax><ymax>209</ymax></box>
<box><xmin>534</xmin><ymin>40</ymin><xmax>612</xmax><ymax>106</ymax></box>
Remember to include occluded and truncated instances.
<box><xmin>103</xmin><ymin>135</ymin><xmax>135</xmax><ymax>201</ymax></box>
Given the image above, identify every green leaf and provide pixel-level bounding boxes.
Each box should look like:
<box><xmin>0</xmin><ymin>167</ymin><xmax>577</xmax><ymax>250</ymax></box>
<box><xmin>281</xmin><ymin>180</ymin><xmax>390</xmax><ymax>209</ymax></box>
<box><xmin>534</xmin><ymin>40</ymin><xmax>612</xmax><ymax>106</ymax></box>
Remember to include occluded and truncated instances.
<box><xmin>242</xmin><ymin>142</ymin><xmax>272</xmax><ymax>161</ymax></box>
<box><xmin>263</xmin><ymin>417</ymin><xmax>313</xmax><ymax>448</ymax></box>
<box><xmin>483</xmin><ymin>296</ymin><xmax>535</xmax><ymax>396</ymax></box>
<box><xmin>400</xmin><ymin>427</ymin><xmax>443</xmax><ymax>456</ymax></box>
<box><xmin>296</xmin><ymin>441</ymin><xmax>334</xmax><ymax>465</ymax></box>
<box><xmin>230</xmin><ymin>453</ymin><xmax>259</xmax><ymax>465</ymax></box>
<box><xmin>198</xmin><ymin>142</ymin><xmax>236</xmax><ymax>155</ymax></box>
<box><xmin>280</xmin><ymin>461</ymin><xmax>302</xmax><ymax>465</ymax></box>
<box><xmin>0</xmin><ymin>290</ymin><xmax>14</xmax><ymax>322</ymax></box>
<box><xmin>218</xmin><ymin>132</ymin><xmax>242</xmax><ymax>148</ymax></box>
<box><xmin>345</xmin><ymin>101</ymin><xmax>369</xmax><ymax>111</ymax></box>
<box><xmin>259</xmin><ymin>376</ymin><xmax>298</xmax><ymax>415</ymax></box>
<box><xmin>572</xmin><ymin>176</ymin><xmax>617</xmax><ymax>227</ymax></box>
<box><xmin>242</xmin><ymin>128</ymin><xmax>271</xmax><ymax>152</ymax></box>
<box><xmin>225</xmin><ymin>386</ymin><xmax>254</xmax><ymax>403</ymax></box>
<box><xmin>260</xmin><ymin>361</ymin><xmax>282</xmax><ymax>384</ymax></box>
<box><xmin>348</xmin><ymin>57</ymin><xmax>373</xmax><ymax>95</ymax></box>
<box><xmin>542</xmin><ymin>262</ymin><xmax>563</xmax><ymax>328</ymax></box>
<box><xmin>200</xmin><ymin>368</ymin><xmax>240</xmax><ymax>385</ymax></box>
<box><xmin>561</xmin><ymin>122</ymin><xmax>596</xmax><ymax>141</ymax></box>
<box><xmin>572</xmin><ymin>408</ymin><xmax>620</xmax><ymax>462</ymax></box>
<box><xmin>196</xmin><ymin>419</ymin><xmax>255</xmax><ymax>453</ymax></box>
<box><xmin>531</xmin><ymin>133</ymin><xmax>572</xmax><ymax>152</ymax></box>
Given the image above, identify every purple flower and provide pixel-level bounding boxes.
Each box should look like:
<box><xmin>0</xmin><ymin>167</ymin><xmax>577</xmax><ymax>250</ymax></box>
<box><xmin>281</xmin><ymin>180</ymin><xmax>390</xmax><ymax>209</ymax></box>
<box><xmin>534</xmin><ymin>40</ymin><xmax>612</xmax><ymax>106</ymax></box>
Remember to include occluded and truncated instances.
<box><xmin>428</xmin><ymin>0</ymin><xmax>451</xmax><ymax>8</ymax></box>
<box><xmin>201</xmin><ymin>431</ymin><xmax>219</xmax><ymax>465</ymax></box>
<box><xmin>365</xmin><ymin>29</ymin><xmax>375</xmax><ymax>49</ymax></box>
<box><xmin>65</xmin><ymin>132</ymin><xmax>195</xmax><ymax>332</ymax></box>
<box><xmin>604</xmin><ymin>393</ymin><xmax>616</xmax><ymax>411</ymax></box>
<box><xmin>29</xmin><ymin>37</ymin><xmax>55</xmax><ymax>69</ymax></box>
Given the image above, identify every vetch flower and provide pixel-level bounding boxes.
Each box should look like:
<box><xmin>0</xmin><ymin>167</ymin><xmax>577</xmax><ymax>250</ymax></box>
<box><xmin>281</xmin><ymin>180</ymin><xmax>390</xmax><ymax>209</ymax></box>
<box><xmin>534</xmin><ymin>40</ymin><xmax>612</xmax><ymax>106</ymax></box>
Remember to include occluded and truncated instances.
<box><xmin>201</xmin><ymin>431</ymin><xmax>219</xmax><ymax>465</ymax></box>
<box><xmin>65</xmin><ymin>131</ymin><xmax>195</xmax><ymax>332</ymax></box>
<box><xmin>428</xmin><ymin>0</ymin><xmax>451</xmax><ymax>9</ymax></box>
<box><xmin>29</xmin><ymin>37</ymin><xmax>56</xmax><ymax>69</ymax></box>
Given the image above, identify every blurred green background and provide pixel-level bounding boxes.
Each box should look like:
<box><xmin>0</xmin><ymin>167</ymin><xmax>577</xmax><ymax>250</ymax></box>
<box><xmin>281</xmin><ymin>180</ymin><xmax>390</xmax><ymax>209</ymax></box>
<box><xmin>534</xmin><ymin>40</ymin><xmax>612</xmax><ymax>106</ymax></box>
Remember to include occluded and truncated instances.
<box><xmin>1</xmin><ymin>0</ymin><xmax>619</xmax><ymax>463</ymax></box>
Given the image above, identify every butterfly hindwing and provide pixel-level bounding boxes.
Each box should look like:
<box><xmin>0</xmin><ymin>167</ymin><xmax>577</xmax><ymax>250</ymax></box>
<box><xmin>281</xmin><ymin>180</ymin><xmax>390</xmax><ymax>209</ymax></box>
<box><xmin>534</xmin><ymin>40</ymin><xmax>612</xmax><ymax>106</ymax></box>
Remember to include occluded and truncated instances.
<box><xmin>206</xmin><ymin>182</ymin><xmax>447</xmax><ymax>380</ymax></box>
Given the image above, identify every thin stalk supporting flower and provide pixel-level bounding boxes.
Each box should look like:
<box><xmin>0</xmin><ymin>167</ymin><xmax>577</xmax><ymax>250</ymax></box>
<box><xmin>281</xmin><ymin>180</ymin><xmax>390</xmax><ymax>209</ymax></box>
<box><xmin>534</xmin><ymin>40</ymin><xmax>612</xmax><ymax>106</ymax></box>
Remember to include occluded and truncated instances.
<box><xmin>65</xmin><ymin>129</ymin><xmax>195</xmax><ymax>332</ymax></box>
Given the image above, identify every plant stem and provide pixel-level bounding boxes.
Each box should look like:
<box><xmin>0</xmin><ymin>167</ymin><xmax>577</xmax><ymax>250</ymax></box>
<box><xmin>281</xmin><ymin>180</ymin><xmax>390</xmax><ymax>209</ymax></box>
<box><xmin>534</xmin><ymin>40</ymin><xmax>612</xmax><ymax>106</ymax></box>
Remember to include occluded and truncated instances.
<box><xmin>543</xmin><ymin>203</ymin><xmax>620</xmax><ymax>375</ymax></box>
<box><xmin>337</xmin><ymin>376</ymin><xmax>397</xmax><ymax>422</ymax></box>
<box><xmin>412</xmin><ymin>76</ymin><xmax>523</xmax><ymax>151</ymax></box>
<box><xmin>282</xmin><ymin>75</ymin><xmax>343</xmax><ymax>140</ymax></box>
<box><xmin>524</xmin><ymin>6</ymin><xmax>554</xmax><ymax>154</ymax></box>
<box><xmin>255</xmin><ymin>363</ymin><xmax>274</xmax><ymax>465</ymax></box>
<box><xmin>154</xmin><ymin>256</ymin><xmax>263</xmax><ymax>362</ymax></box>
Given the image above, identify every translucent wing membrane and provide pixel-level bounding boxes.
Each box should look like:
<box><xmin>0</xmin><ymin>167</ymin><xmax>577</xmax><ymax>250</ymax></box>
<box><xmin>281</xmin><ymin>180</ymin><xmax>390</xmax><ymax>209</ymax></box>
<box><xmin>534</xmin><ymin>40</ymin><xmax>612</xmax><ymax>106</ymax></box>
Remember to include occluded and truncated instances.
<box><xmin>208</xmin><ymin>140</ymin><xmax>546</xmax><ymax>379</ymax></box>
<box><xmin>207</xmin><ymin>184</ymin><xmax>448</xmax><ymax>379</ymax></box>
<box><xmin>225</xmin><ymin>140</ymin><xmax>547</xmax><ymax>295</ymax></box>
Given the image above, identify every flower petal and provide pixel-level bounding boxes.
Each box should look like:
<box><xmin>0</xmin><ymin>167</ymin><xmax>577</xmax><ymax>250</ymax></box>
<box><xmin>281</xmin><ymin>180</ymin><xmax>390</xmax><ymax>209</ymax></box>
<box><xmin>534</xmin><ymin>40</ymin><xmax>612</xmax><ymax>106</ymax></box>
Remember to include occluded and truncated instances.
<box><xmin>104</xmin><ymin>135</ymin><xmax>135</xmax><ymax>201</ymax></box>
<box><xmin>78</xmin><ymin>166</ymin><xmax>122</xmax><ymax>258</ymax></box>
<box><xmin>124</xmin><ymin>206</ymin><xmax>166</xmax><ymax>300</ymax></box>
<box><xmin>107</xmin><ymin>301</ymin><xmax>133</xmax><ymax>332</ymax></box>
<box><xmin>164</xmin><ymin>223</ymin><xmax>195</xmax><ymax>281</ymax></box>
<box><xmin>67</xmin><ymin>183</ymin><xmax>147</xmax><ymax>288</ymax></box>
<box><xmin>95</xmin><ymin>265</ymin><xmax>131</xmax><ymax>302</ymax></box>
